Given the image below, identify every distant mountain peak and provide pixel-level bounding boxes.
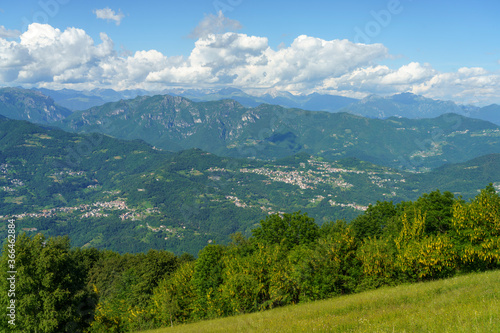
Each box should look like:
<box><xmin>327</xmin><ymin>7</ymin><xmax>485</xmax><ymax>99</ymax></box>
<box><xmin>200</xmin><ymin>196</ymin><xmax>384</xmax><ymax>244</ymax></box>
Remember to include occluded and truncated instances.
<box><xmin>390</xmin><ymin>92</ymin><xmax>425</xmax><ymax>104</ymax></box>
<box><xmin>263</xmin><ymin>88</ymin><xmax>294</xmax><ymax>99</ymax></box>
<box><xmin>217</xmin><ymin>87</ymin><xmax>244</xmax><ymax>95</ymax></box>
<box><xmin>0</xmin><ymin>87</ymin><xmax>72</xmax><ymax>124</ymax></box>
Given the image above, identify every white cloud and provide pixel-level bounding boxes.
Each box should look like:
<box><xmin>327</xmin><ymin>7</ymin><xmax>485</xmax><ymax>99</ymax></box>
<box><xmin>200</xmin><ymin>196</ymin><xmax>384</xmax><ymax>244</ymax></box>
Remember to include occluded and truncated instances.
<box><xmin>189</xmin><ymin>11</ymin><xmax>242</xmax><ymax>39</ymax></box>
<box><xmin>94</xmin><ymin>7</ymin><xmax>125</xmax><ymax>26</ymax></box>
<box><xmin>321</xmin><ymin>62</ymin><xmax>436</xmax><ymax>95</ymax></box>
<box><xmin>147</xmin><ymin>33</ymin><xmax>389</xmax><ymax>92</ymax></box>
<box><xmin>0</xmin><ymin>24</ymin><xmax>115</xmax><ymax>84</ymax></box>
<box><xmin>411</xmin><ymin>67</ymin><xmax>500</xmax><ymax>105</ymax></box>
<box><xmin>255</xmin><ymin>36</ymin><xmax>388</xmax><ymax>90</ymax></box>
<box><xmin>380</xmin><ymin>62</ymin><xmax>436</xmax><ymax>85</ymax></box>
<box><xmin>0</xmin><ymin>26</ymin><xmax>21</xmax><ymax>39</ymax></box>
<box><xmin>1</xmin><ymin>23</ymin><xmax>500</xmax><ymax>105</ymax></box>
<box><xmin>0</xmin><ymin>38</ymin><xmax>32</xmax><ymax>82</ymax></box>
<box><xmin>320</xmin><ymin>62</ymin><xmax>500</xmax><ymax>105</ymax></box>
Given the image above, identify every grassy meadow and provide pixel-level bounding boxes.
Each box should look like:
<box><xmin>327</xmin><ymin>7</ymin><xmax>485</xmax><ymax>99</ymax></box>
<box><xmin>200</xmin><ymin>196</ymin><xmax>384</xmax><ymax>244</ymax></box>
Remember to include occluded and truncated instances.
<box><xmin>139</xmin><ymin>269</ymin><xmax>500</xmax><ymax>333</ymax></box>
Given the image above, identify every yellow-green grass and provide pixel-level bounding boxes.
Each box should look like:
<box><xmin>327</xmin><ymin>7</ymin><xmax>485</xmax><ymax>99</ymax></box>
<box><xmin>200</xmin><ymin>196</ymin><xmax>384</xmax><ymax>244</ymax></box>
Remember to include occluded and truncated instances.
<box><xmin>139</xmin><ymin>270</ymin><xmax>500</xmax><ymax>333</ymax></box>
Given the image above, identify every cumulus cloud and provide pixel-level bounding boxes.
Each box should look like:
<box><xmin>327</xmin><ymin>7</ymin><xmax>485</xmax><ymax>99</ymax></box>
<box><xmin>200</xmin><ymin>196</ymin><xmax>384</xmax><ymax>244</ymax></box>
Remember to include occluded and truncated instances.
<box><xmin>0</xmin><ymin>26</ymin><xmax>21</xmax><ymax>39</ymax></box>
<box><xmin>411</xmin><ymin>67</ymin><xmax>500</xmax><ymax>105</ymax></box>
<box><xmin>0</xmin><ymin>24</ymin><xmax>115</xmax><ymax>84</ymax></box>
<box><xmin>319</xmin><ymin>62</ymin><xmax>500</xmax><ymax>105</ymax></box>
<box><xmin>94</xmin><ymin>7</ymin><xmax>125</xmax><ymax>26</ymax></box>
<box><xmin>321</xmin><ymin>62</ymin><xmax>436</xmax><ymax>95</ymax></box>
<box><xmin>1</xmin><ymin>23</ymin><xmax>500</xmax><ymax>105</ymax></box>
<box><xmin>188</xmin><ymin>11</ymin><xmax>242</xmax><ymax>39</ymax></box>
<box><xmin>147</xmin><ymin>33</ymin><xmax>389</xmax><ymax>92</ymax></box>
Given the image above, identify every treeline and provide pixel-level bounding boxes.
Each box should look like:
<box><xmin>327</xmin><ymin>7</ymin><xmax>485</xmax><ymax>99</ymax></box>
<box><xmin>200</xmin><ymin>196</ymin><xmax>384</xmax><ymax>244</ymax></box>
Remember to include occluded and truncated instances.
<box><xmin>2</xmin><ymin>185</ymin><xmax>500</xmax><ymax>332</ymax></box>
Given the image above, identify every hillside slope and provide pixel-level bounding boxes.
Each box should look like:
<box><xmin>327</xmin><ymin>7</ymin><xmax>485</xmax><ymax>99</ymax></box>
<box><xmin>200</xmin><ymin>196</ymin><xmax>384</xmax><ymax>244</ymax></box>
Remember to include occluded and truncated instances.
<box><xmin>58</xmin><ymin>94</ymin><xmax>500</xmax><ymax>171</ymax></box>
<box><xmin>140</xmin><ymin>270</ymin><xmax>500</xmax><ymax>333</ymax></box>
<box><xmin>0</xmin><ymin>87</ymin><xmax>72</xmax><ymax>123</ymax></box>
<box><xmin>2</xmin><ymin>116</ymin><xmax>500</xmax><ymax>254</ymax></box>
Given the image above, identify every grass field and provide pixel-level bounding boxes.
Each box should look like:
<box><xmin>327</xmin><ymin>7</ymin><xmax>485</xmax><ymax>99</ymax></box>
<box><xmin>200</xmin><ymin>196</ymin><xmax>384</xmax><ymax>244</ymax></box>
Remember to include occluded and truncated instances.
<box><xmin>139</xmin><ymin>270</ymin><xmax>500</xmax><ymax>333</ymax></box>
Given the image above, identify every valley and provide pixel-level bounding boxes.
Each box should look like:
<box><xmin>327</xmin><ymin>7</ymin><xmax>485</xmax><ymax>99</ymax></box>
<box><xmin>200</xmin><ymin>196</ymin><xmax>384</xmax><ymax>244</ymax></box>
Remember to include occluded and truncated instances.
<box><xmin>2</xmin><ymin>4</ymin><xmax>500</xmax><ymax>332</ymax></box>
<box><xmin>1</xmin><ymin>88</ymin><xmax>500</xmax><ymax>255</ymax></box>
<box><xmin>1</xmin><ymin>111</ymin><xmax>500</xmax><ymax>254</ymax></box>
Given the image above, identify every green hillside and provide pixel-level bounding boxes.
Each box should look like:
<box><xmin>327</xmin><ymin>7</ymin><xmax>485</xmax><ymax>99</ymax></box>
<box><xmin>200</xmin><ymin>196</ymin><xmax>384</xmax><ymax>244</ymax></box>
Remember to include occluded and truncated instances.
<box><xmin>2</xmin><ymin>116</ymin><xmax>500</xmax><ymax>255</ymax></box>
<box><xmin>139</xmin><ymin>269</ymin><xmax>500</xmax><ymax>333</ymax></box>
<box><xmin>0</xmin><ymin>87</ymin><xmax>72</xmax><ymax>124</ymax></box>
<box><xmin>4</xmin><ymin>186</ymin><xmax>499</xmax><ymax>332</ymax></box>
<box><xmin>58</xmin><ymin>94</ymin><xmax>500</xmax><ymax>171</ymax></box>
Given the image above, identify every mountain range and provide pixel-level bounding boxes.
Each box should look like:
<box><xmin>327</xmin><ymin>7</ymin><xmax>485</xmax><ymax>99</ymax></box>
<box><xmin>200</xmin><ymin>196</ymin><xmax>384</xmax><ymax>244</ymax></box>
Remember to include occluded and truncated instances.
<box><xmin>0</xmin><ymin>87</ymin><xmax>72</xmax><ymax>124</ymax></box>
<box><xmin>1</xmin><ymin>114</ymin><xmax>500</xmax><ymax>254</ymax></box>
<box><xmin>32</xmin><ymin>86</ymin><xmax>357</xmax><ymax>112</ymax></box>
<box><xmin>28</xmin><ymin>87</ymin><xmax>500</xmax><ymax>126</ymax></box>
<box><xmin>1</xmin><ymin>87</ymin><xmax>500</xmax><ymax>254</ymax></box>
<box><xmin>57</xmin><ymin>94</ymin><xmax>500</xmax><ymax>171</ymax></box>
<box><xmin>1</xmin><ymin>87</ymin><xmax>499</xmax><ymax>172</ymax></box>
<box><xmin>340</xmin><ymin>93</ymin><xmax>500</xmax><ymax>125</ymax></box>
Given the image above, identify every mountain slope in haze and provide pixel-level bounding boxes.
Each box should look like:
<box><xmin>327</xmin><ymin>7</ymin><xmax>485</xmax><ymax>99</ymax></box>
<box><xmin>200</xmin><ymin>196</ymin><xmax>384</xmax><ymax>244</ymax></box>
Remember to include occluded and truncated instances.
<box><xmin>34</xmin><ymin>87</ymin><xmax>151</xmax><ymax>110</ymax></box>
<box><xmin>37</xmin><ymin>86</ymin><xmax>357</xmax><ymax>112</ymax></box>
<box><xmin>411</xmin><ymin>153</ymin><xmax>500</xmax><ymax>196</ymax></box>
<box><xmin>176</xmin><ymin>87</ymin><xmax>357</xmax><ymax>111</ymax></box>
<box><xmin>473</xmin><ymin>104</ymin><xmax>500</xmax><ymax>126</ymax></box>
<box><xmin>31</xmin><ymin>86</ymin><xmax>500</xmax><ymax>126</ymax></box>
<box><xmin>298</xmin><ymin>92</ymin><xmax>358</xmax><ymax>112</ymax></box>
<box><xmin>0</xmin><ymin>87</ymin><xmax>72</xmax><ymax>124</ymax></box>
<box><xmin>58</xmin><ymin>94</ymin><xmax>500</xmax><ymax>171</ymax></box>
<box><xmin>340</xmin><ymin>92</ymin><xmax>500</xmax><ymax>126</ymax></box>
<box><xmin>341</xmin><ymin>93</ymin><xmax>466</xmax><ymax>119</ymax></box>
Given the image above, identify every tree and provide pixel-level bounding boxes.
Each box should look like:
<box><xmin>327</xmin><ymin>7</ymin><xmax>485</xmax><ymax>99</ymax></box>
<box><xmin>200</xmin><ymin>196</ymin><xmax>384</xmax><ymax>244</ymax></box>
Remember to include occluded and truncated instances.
<box><xmin>252</xmin><ymin>211</ymin><xmax>319</xmax><ymax>250</ymax></box>
<box><xmin>88</xmin><ymin>249</ymin><xmax>179</xmax><ymax>332</ymax></box>
<box><xmin>394</xmin><ymin>210</ymin><xmax>457</xmax><ymax>281</ymax></box>
<box><xmin>192</xmin><ymin>244</ymin><xmax>226</xmax><ymax>319</ymax></box>
<box><xmin>291</xmin><ymin>220</ymin><xmax>358</xmax><ymax>301</ymax></box>
<box><xmin>0</xmin><ymin>233</ymin><xmax>95</xmax><ymax>333</ymax></box>
<box><xmin>415</xmin><ymin>190</ymin><xmax>455</xmax><ymax>234</ymax></box>
<box><xmin>131</xmin><ymin>250</ymin><xmax>179</xmax><ymax>304</ymax></box>
<box><xmin>452</xmin><ymin>184</ymin><xmax>500</xmax><ymax>271</ymax></box>
<box><xmin>350</xmin><ymin>201</ymin><xmax>397</xmax><ymax>240</ymax></box>
<box><xmin>150</xmin><ymin>261</ymin><xmax>196</xmax><ymax>326</ymax></box>
<box><xmin>356</xmin><ymin>236</ymin><xmax>397</xmax><ymax>291</ymax></box>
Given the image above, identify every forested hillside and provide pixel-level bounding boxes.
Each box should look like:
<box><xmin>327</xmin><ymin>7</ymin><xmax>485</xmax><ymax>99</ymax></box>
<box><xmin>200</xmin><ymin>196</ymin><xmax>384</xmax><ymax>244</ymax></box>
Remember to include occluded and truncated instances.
<box><xmin>2</xmin><ymin>1</ymin><xmax>499</xmax><ymax>332</ymax></box>
<box><xmin>58</xmin><ymin>94</ymin><xmax>500</xmax><ymax>171</ymax></box>
<box><xmin>2</xmin><ymin>116</ymin><xmax>500</xmax><ymax>255</ymax></box>
<box><xmin>0</xmin><ymin>88</ymin><xmax>72</xmax><ymax>124</ymax></box>
<box><xmin>2</xmin><ymin>185</ymin><xmax>500</xmax><ymax>332</ymax></box>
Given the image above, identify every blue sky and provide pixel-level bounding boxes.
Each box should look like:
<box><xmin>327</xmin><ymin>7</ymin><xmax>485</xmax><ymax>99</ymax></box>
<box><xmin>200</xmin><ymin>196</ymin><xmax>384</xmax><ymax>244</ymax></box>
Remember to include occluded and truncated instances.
<box><xmin>1</xmin><ymin>0</ymin><xmax>499</xmax><ymax>105</ymax></box>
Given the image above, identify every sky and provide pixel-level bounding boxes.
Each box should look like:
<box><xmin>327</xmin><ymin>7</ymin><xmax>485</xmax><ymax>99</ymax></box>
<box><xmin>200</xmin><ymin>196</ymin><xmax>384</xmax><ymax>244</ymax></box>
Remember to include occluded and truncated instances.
<box><xmin>0</xmin><ymin>0</ymin><xmax>499</xmax><ymax>105</ymax></box>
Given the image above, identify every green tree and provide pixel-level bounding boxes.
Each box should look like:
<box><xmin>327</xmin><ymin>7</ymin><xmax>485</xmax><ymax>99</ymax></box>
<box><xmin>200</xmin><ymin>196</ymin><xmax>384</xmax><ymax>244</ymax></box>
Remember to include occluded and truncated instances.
<box><xmin>394</xmin><ymin>210</ymin><xmax>457</xmax><ymax>281</ymax></box>
<box><xmin>356</xmin><ymin>236</ymin><xmax>397</xmax><ymax>291</ymax></box>
<box><xmin>252</xmin><ymin>211</ymin><xmax>319</xmax><ymax>250</ymax></box>
<box><xmin>415</xmin><ymin>190</ymin><xmax>455</xmax><ymax>234</ymax></box>
<box><xmin>87</xmin><ymin>249</ymin><xmax>179</xmax><ymax>332</ymax></box>
<box><xmin>452</xmin><ymin>184</ymin><xmax>500</xmax><ymax>271</ymax></box>
<box><xmin>131</xmin><ymin>250</ymin><xmax>179</xmax><ymax>304</ymax></box>
<box><xmin>192</xmin><ymin>244</ymin><xmax>226</xmax><ymax>319</ymax></box>
<box><xmin>150</xmin><ymin>261</ymin><xmax>197</xmax><ymax>326</ymax></box>
<box><xmin>350</xmin><ymin>201</ymin><xmax>397</xmax><ymax>240</ymax></box>
<box><xmin>290</xmin><ymin>220</ymin><xmax>358</xmax><ymax>301</ymax></box>
<box><xmin>219</xmin><ymin>249</ymin><xmax>261</xmax><ymax>315</ymax></box>
<box><xmin>0</xmin><ymin>233</ymin><xmax>95</xmax><ymax>333</ymax></box>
